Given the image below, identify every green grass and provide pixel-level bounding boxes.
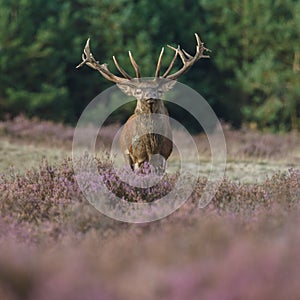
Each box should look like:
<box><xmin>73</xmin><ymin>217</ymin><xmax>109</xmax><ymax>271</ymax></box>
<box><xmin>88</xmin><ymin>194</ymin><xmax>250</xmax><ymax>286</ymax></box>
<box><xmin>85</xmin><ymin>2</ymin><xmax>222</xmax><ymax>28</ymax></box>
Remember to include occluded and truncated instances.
<box><xmin>0</xmin><ymin>138</ymin><xmax>69</xmax><ymax>174</ymax></box>
<box><xmin>1</xmin><ymin>136</ymin><xmax>295</xmax><ymax>184</ymax></box>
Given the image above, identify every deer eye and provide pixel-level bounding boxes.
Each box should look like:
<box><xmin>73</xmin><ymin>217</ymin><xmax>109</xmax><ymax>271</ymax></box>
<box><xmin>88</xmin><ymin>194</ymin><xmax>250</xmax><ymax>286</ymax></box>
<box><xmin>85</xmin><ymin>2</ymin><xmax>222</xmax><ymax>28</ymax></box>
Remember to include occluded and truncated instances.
<box><xmin>135</xmin><ymin>89</ymin><xmax>142</xmax><ymax>95</ymax></box>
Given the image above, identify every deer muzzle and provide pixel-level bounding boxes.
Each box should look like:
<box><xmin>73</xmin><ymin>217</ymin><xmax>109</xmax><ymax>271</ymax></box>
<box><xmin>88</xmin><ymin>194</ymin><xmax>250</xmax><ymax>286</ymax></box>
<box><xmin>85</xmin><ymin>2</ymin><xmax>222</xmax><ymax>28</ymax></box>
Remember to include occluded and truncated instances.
<box><xmin>146</xmin><ymin>98</ymin><xmax>156</xmax><ymax>105</ymax></box>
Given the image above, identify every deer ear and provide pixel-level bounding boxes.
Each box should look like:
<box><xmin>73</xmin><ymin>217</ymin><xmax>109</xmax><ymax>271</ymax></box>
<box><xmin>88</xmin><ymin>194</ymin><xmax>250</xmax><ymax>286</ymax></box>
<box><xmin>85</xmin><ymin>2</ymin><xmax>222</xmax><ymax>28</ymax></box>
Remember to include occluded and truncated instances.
<box><xmin>160</xmin><ymin>80</ymin><xmax>177</xmax><ymax>92</ymax></box>
<box><xmin>117</xmin><ymin>83</ymin><xmax>134</xmax><ymax>96</ymax></box>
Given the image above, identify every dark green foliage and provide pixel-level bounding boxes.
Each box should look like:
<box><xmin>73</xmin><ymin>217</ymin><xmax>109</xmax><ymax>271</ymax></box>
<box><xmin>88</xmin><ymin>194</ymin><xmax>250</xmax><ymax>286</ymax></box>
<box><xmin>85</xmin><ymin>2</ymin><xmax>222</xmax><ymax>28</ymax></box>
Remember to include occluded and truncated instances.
<box><xmin>0</xmin><ymin>0</ymin><xmax>299</xmax><ymax>131</ymax></box>
<box><xmin>199</xmin><ymin>0</ymin><xmax>300</xmax><ymax>131</ymax></box>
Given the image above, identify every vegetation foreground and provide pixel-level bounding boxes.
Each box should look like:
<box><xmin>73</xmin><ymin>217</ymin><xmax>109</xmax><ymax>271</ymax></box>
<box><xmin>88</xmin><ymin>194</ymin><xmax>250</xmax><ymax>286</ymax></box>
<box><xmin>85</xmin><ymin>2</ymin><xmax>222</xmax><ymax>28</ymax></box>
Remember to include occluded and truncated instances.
<box><xmin>1</xmin><ymin>117</ymin><xmax>300</xmax><ymax>300</ymax></box>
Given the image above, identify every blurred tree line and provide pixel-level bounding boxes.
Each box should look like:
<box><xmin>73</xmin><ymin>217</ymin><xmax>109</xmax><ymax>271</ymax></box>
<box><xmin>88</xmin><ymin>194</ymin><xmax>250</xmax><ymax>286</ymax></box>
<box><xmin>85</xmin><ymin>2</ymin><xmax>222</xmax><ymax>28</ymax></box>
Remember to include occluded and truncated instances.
<box><xmin>0</xmin><ymin>0</ymin><xmax>299</xmax><ymax>131</ymax></box>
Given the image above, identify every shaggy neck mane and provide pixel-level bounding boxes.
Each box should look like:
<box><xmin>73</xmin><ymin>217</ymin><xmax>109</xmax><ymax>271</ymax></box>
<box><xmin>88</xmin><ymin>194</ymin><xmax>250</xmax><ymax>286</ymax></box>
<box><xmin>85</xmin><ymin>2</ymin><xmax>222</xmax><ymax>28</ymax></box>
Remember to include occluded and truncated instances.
<box><xmin>135</xmin><ymin>99</ymin><xmax>165</xmax><ymax>114</ymax></box>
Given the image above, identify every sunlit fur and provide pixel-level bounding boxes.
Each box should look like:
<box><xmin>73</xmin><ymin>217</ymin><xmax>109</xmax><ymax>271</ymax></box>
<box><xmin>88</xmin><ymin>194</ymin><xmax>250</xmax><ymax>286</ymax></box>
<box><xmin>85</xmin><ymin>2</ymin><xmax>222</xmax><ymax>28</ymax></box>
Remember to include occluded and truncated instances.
<box><xmin>118</xmin><ymin>80</ymin><xmax>174</xmax><ymax>173</ymax></box>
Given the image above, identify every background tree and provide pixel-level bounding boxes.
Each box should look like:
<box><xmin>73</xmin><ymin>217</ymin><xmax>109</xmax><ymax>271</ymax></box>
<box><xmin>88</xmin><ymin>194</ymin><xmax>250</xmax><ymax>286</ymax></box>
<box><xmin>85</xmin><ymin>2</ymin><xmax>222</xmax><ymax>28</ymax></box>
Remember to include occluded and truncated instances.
<box><xmin>0</xmin><ymin>0</ymin><xmax>299</xmax><ymax>131</ymax></box>
<box><xmin>199</xmin><ymin>0</ymin><xmax>300</xmax><ymax>131</ymax></box>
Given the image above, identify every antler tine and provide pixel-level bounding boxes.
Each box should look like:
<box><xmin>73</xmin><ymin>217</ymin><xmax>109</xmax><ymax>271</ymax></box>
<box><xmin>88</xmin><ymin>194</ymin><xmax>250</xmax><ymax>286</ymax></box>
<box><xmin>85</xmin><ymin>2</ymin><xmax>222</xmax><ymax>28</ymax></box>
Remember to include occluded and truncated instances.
<box><xmin>162</xmin><ymin>45</ymin><xmax>179</xmax><ymax>78</ymax></box>
<box><xmin>195</xmin><ymin>33</ymin><xmax>211</xmax><ymax>59</ymax></box>
<box><xmin>182</xmin><ymin>49</ymin><xmax>193</xmax><ymax>59</ymax></box>
<box><xmin>164</xmin><ymin>33</ymin><xmax>210</xmax><ymax>80</ymax></box>
<box><xmin>113</xmin><ymin>56</ymin><xmax>132</xmax><ymax>79</ymax></box>
<box><xmin>76</xmin><ymin>38</ymin><xmax>129</xmax><ymax>83</ymax></box>
<box><xmin>76</xmin><ymin>38</ymin><xmax>92</xmax><ymax>69</ymax></box>
<box><xmin>128</xmin><ymin>51</ymin><xmax>140</xmax><ymax>78</ymax></box>
<box><xmin>155</xmin><ymin>47</ymin><xmax>164</xmax><ymax>77</ymax></box>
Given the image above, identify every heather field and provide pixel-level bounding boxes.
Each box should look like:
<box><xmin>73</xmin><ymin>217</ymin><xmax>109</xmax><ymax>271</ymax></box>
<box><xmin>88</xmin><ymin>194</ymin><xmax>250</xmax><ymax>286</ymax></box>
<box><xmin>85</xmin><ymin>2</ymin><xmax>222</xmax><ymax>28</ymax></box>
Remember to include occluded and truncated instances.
<box><xmin>1</xmin><ymin>116</ymin><xmax>300</xmax><ymax>300</ymax></box>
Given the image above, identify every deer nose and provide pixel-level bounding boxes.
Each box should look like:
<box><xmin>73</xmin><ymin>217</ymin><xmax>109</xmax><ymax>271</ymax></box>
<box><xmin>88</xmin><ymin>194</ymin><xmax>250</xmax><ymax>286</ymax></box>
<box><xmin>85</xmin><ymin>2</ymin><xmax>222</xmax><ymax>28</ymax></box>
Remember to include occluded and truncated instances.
<box><xmin>146</xmin><ymin>98</ymin><xmax>156</xmax><ymax>104</ymax></box>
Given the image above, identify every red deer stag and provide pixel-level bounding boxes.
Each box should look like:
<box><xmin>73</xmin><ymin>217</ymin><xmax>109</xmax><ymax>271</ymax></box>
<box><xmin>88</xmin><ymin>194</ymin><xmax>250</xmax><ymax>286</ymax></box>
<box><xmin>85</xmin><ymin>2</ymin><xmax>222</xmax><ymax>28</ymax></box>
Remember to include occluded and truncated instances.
<box><xmin>77</xmin><ymin>34</ymin><xmax>209</xmax><ymax>173</ymax></box>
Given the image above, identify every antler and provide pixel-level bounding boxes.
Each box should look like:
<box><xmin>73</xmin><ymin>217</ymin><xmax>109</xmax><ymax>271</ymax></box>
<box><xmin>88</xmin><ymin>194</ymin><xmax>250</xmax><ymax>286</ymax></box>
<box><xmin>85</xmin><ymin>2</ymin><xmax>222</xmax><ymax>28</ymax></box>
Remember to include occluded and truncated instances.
<box><xmin>76</xmin><ymin>38</ymin><xmax>140</xmax><ymax>83</ymax></box>
<box><xmin>160</xmin><ymin>33</ymin><xmax>210</xmax><ymax>80</ymax></box>
<box><xmin>77</xmin><ymin>34</ymin><xmax>209</xmax><ymax>82</ymax></box>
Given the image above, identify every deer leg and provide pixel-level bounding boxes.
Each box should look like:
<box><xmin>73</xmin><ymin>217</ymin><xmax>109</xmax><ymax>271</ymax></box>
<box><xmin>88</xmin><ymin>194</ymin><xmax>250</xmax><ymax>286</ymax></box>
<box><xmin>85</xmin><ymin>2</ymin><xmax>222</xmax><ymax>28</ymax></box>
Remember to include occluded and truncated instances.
<box><xmin>124</xmin><ymin>153</ymin><xmax>134</xmax><ymax>171</ymax></box>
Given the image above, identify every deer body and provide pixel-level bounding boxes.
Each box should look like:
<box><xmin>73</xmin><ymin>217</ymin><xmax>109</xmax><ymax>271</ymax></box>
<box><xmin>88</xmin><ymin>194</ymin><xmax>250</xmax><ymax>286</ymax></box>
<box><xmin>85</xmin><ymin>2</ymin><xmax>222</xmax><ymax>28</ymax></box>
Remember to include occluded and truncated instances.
<box><xmin>77</xmin><ymin>34</ymin><xmax>209</xmax><ymax>173</ymax></box>
<box><xmin>119</xmin><ymin>97</ymin><xmax>173</xmax><ymax>171</ymax></box>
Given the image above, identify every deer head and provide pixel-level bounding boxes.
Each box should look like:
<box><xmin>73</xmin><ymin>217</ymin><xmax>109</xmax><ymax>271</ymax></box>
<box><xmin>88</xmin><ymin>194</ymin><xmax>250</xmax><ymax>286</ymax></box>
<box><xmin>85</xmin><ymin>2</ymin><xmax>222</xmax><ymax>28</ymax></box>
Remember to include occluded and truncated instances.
<box><xmin>77</xmin><ymin>34</ymin><xmax>209</xmax><ymax>173</ymax></box>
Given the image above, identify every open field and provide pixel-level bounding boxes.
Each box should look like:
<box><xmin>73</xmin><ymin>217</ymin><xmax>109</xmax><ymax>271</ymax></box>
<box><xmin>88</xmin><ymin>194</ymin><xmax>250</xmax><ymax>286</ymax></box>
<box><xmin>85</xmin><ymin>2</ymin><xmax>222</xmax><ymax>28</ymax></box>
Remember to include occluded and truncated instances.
<box><xmin>1</xmin><ymin>116</ymin><xmax>299</xmax><ymax>182</ymax></box>
<box><xmin>1</xmin><ymin>116</ymin><xmax>300</xmax><ymax>299</ymax></box>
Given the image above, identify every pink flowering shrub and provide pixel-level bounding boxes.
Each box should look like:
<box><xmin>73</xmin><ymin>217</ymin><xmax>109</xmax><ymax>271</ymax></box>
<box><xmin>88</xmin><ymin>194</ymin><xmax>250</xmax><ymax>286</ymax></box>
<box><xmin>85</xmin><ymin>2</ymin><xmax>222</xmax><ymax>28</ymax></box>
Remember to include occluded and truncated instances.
<box><xmin>0</xmin><ymin>115</ymin><xmax>120</xmax><ymax>149</ymax></box>
<box><xmin>0</xmin><ymin>152</ymin><xmax>300</xmax><ymax>299</ymax></box>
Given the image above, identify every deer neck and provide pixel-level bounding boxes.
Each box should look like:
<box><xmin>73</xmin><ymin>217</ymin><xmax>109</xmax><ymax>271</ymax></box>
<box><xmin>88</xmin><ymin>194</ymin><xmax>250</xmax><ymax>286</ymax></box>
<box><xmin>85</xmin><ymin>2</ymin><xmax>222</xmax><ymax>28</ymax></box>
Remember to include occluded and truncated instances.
<box><xmin>135</xmin><ymin>99</ymin><xmax>165</xmax><ymax>114</ymax></box>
